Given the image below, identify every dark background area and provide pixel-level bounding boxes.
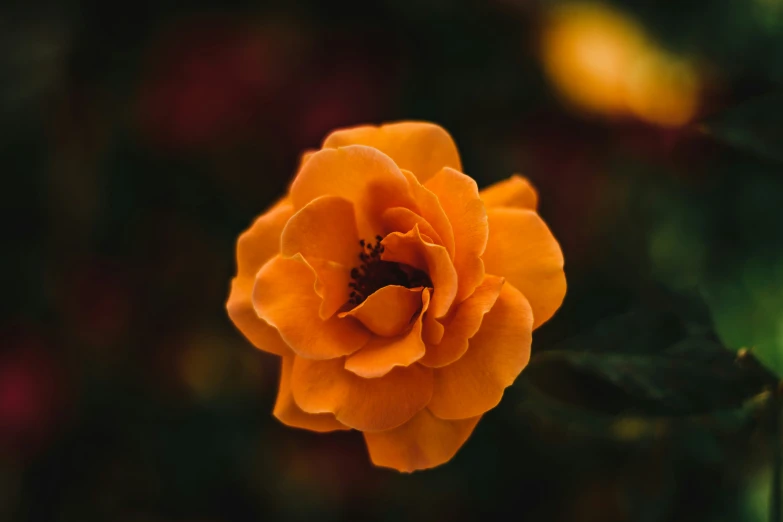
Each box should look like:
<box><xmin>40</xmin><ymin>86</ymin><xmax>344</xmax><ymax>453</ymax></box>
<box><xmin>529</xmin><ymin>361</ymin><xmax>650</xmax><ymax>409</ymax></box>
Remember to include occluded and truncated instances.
<box><xmin>2</xmin><ymin>0</ymin><xmax>782</xmax><ymax>520</ymax></box>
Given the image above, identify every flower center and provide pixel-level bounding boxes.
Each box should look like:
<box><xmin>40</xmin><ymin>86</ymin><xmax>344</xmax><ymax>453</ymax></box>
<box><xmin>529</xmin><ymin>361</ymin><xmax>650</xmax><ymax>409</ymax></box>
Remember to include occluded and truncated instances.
<box><xmin>348</xmin><ymin>236</ymin><xmax>432</xmax><ymax>306</ymax></box>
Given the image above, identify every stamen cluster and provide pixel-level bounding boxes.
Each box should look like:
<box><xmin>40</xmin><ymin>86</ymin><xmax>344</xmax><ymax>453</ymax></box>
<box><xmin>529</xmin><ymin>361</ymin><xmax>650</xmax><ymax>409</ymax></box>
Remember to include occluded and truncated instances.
<box><xmin>348</xmin><ymin>236</ymin><xmax>432</xmax><ymax>306</ymax></box>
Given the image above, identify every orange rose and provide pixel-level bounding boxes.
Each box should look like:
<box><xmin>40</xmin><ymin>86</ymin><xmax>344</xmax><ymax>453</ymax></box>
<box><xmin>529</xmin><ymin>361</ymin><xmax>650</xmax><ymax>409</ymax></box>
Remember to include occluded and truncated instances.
<box><xmin>227</xmin><ymin>122</ymin><xmax>566</xmax><ymax>472</ymax></box>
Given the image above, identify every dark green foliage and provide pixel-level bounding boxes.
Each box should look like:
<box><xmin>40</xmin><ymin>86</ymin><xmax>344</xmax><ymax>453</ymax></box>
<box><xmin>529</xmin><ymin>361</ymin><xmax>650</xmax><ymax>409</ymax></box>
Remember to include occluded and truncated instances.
<box><xmin>702</xmin><ymin>94</ymin><xmax>783</xmax><ymax>164</ymax></box>
<box><xmin>524</xmin><ymin>293</ymin><xmax>778</xmax><ymax>416</ymax></box>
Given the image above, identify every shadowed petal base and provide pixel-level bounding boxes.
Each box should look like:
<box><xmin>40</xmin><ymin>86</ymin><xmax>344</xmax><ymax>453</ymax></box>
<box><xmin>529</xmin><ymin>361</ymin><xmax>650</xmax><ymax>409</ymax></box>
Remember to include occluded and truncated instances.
<box><xmin>274</xmin><ymin>356</ymin><xmax>350</xmax><ymax>432</ymax></box>
<box><xmin>364</xmin><ymin>409</ymin><xmax>481</xmax><ymax>472</ymax></box>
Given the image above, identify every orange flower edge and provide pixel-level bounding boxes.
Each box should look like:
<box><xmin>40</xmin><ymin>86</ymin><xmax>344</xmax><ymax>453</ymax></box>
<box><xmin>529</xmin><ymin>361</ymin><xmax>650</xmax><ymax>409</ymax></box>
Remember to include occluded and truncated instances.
<box><xmin>226</xmin><ymin>121</ymin><xmax>566</xmax><ymax>472</ymax></box>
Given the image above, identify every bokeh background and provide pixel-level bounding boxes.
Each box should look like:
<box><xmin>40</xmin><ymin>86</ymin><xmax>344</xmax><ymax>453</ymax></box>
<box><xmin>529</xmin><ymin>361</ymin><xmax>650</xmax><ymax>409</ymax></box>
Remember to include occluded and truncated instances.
<box><xmin>2</xmin><ymin>0</ymin><xmax>783</xmax><ymax>520</ymax></box>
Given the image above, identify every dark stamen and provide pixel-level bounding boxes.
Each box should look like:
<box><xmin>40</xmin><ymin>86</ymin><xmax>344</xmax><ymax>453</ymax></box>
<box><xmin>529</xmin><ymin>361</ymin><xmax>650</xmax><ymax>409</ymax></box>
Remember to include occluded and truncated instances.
<box><xmin>347</xmin><ymin>235</ymin><xmax>433</xmax><ymax>306</ymax></box>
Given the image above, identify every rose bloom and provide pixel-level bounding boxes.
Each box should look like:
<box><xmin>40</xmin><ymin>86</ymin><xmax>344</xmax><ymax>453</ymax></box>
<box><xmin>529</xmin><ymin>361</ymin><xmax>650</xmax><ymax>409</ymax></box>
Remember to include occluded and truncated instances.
<box><xmin>227</xmin><ymin>122</ymin><xmax>566</xmax><ymax>472</ymax></box>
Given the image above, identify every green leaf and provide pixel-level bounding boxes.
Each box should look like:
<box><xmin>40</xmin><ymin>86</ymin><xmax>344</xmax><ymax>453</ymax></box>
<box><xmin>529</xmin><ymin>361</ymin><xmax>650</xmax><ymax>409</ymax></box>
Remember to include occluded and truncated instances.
<box><xmin>506</xmin><ymin>376</ymin><xmax>771</xmax><ymax>442</ymax></box>
<box><xmin>701</xmin><ymin>93</ymin><xmax>783</xmax><ymax>164</ymax></box>
<box><xmin>527</xmin><ymin>344</ymin><xmax>772</xmax><ymax>416</ymax></box>
<box><xmin>523</xmin><ymin>290</ymin><xmax>778</xmax><ymax>417</ymax></box>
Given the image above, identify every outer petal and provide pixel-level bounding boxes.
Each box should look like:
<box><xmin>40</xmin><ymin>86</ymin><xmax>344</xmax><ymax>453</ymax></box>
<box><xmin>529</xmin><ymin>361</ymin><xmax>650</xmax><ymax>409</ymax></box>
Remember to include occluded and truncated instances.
<box><xmin>226</xmin><ymin>280</ymin><xmax>290</xmax><ymax>356</ymax></box>
<box><xmin>297</xmin><ymin>149</ymin><xmax>316</xmax><ymax>171</ymax></box>
<box><xmin>344</xmin><ymin>289</ymin><xmax>430</xmax><ymax>378</ymax></box>
<box><xmin>281</xmin><ymin>195</ymin><xmax>360</xmax><ymax>268</ymax></box>
<box><xmin>289</xmin><ymin>145</ymin><xmax>415</xmax><ymax>238</ymax></box>
<box><xmin>364</xmin><ymin>409</ymin><xmax>481</xmax><ymax>472</ymax></box>
<box><xmin>226</xmin><ymin>199</ymin><xmax>294</xmax><ymax>355</ymax></box>
<box><xmin>428</xmin><ymin>283</ymin><xmax>533</xmax><ymax>420</ymax></box>
<box><xmin>274</xmin><ymin>355</ymin><xmax>350</xmax><ymax>432</ymax></box>
<box><xmin>291</xmin><ymin>356</ymin><xmax>433</xmax><ymax>432</ymax></box>
<box><xmin>482</xmin><ymin>208</ymin><xmax>566</xmax><ymax>329</ymax></box>
<box><xmin>340</xmin><ymin>286</ymin><xmax>424</xmax><ymax>337</ymax></box>
<box><xmin>479</xmin><ymin>175</ymin><xmax>538</xmax><ymax>210</ymax></box>
<box><xmin>425</xmin><ymin>168</ymin><xmax>488</xmax><ymax>304</ymax></box>
<box><xmin>252</xmin><ymin>255</ymin><xmax>370</xmax><ymax>360</ymax></box>
<box><xmin>382</xmin><ymin>225</ymin><xmax>458</xmax><ymax>318</ymax></box>
<box><xmin>419</xmin><ymin>275</ymin><xmax>504</xmax><ymax>368</ymax></box>
<box><xmin>322</xmin><ymin>121</ymin><xmax>462</xmax><ymax>183</ymax></box>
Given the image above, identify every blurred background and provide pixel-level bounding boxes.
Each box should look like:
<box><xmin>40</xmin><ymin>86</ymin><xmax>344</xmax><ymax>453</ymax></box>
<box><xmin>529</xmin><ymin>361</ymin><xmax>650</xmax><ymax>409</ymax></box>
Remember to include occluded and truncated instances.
<box><xmin>2</xmin><ymin>0</ymin><xmax>783</xmax><ymax>520</ymax></box>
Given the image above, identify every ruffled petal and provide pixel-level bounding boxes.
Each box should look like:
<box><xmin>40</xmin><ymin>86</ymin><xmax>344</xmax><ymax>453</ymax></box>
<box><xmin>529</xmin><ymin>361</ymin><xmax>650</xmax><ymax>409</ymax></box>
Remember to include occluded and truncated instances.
<box><xmin>281</xmin><ymin>195</ymin><xmax>360</xmax><ymax>268</ymax></box>
<box><xmin>482</xmin><ymin>208</ymin><xmax>566</xmax><ymax>329</ymax></box>
<box><xmin>274</xmin><ymin>355</ymin><xmax>350</xmax><ymax>432</ymax></box>
<box><xmin>291</xmin><ymin>356</ymin><xmax>433</xmax><ymax>432</ymax></box>
<box><xmin>424</xmin><ymin>167</ymin><xmax>488</xmax><ymax>304</ymax></box>
<box><xmin>344</xmin><ymin>289</ymin><xmax>430</xmax><ymax>378</ymax></box>
<box><xmin>419</xmin><ymin>275</ymin><xmax>504</xmax><ymax>368</ymax></box>
<box><xmin>340</xmin><ymin>286</ymin><xmax>424</xmax><ymax>337</ymax></box>
<box><xmin>289</xmin><ymin>145</ymin><xmax>415</xmax><ymax>238</ymax></box>
<box><xmin>364</xmin><ymin>409</ymin><xmax>481</xmax><ymax>472</ymax></box>
<box><xmin>226</xmin><ymin>279</ymin><xmax>290</xmax><ymax>356</ymax></box>
<box><xmin>308</xmin><ymin>258</ymin><xmax>353</xmax><ymax>320</ymax></box>
<box><xmin>401</xmin><ymin>171</ymin><xmax>455</xmax><ymax>257</ymax></box>
<box><xmin>226</xmin><ymin>199</ymin><xmax>294</xmax><ymax>355</ymax></box>
<box><xmin>252</xmin><ymin>255</ymin><xmax>370</xmax><ymax>360</ymax></box>
<box><xmin>428</xmin><ymin>283</ymin><xmax>533</xmax><ymax>420</ymax></box>
<box><xmin>298</xmin><ymin>149</ymin><xmax>316</xmax><ymax>171</ymax></box>
<box><xmin>382</xmin><ymin>225</ymin><xmax>458</xmax><ymax>318</ymax></box>
<box><xmin>279</xmin><ymin>196</ymin><xmax>359</xmax><ymax>319</ymax></box>
<box><xmin>479</xmin><ymin>175</ymin><xmax>538</xmax><ymax>210</ymax></box>
<box><xmin>422</xmin><ymin>313</ymin><xmax>445</xmax><ymax>346</ymax></box>
<box><xmin>381</xmin><ymin>207</ymin><xmax>443</xmax><ymax>247</ymax></box>
<box><xmin>322</xmin><ymin>121</ymin><xmax>462</xmax><ymax>183</ymax></box>
<box><xmin>234</xmin><ymin>199</ymin><xmax>294</xmax><ymax>281</ymax></box>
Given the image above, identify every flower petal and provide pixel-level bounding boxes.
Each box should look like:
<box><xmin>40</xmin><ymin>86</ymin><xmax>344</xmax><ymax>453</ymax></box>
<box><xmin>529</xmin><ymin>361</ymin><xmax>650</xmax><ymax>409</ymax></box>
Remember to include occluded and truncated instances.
<box><xmin>289</xmin><ymin>145</ymin><xmax>415</xmax><ymax>238</ymax></box>
<box><xmin>401</xmin><ymin>170</ymin><xmax>455</xmax><ymax>257</ymax></box>
<box><xmin>291</xmin><ymin>356</ymin><xmax>433</xmax><ymax>432</ymax></box>
<box><xmin>479</xmin><ymin>175</ymin><xmax>538</xmax><ymax>210</ymax></box>
<box><xmin>344</xmin><ymin>289</ymin><xmax>430</xmax><ymax>378</ymax></box>
<box><xmin>428</xmin><ymin>283</ymin><xmax>533</xmax><ymax>420</ymax></box>
<box><xmin>382</xmin><ymin>225</ymin><xmax>458</xmax><ymax>318</ymax></box>
<box><xmin>274</xmin><ymin>355</ymin><xmax>350</xmax><ymax>432</ymax></box>
<box><xmin>226</xmin><ymin>199</ymin><xmax>294</xmax><ymax>355</ymax></box>
<box><xmin>364</xmin><ymin>408</ymin><xmax>481</xmax><ymax>472</ymax></box>
<box><xmin>482</xmin><ymin>208</ymin><xmax>566</xmax><ymax>329</ymax></box>
<box><xmin>234</xmin><ymin>199</ymin><xmax>294</xmax><ymax>281</ymax></box>
<box><xmin>419</xmin><ymin>275</ymin><xmax>505</xmax><ymax>368</ymax></box>
<box><xmin>424</xmin><ymin>167</ymin><xmax>488</xmax><ymax>304</ymax></box>
<box><xmin>381</xmin><ymin>207</ymin><xmax>443</xmax><ymax>247</ymax></box>
<box><xmin>422</xmin><ymin>313</ymin><xmax>445</xmax><ymax>346</ymax></box>
<box><xmin>308</xmin><ymin>258</ymin><xmax>353</xmax><ymax>320</ymax></box>
<box><xmin>226</xmin><ymin>280</ymin><xmax>290</xmax><ymax>356</ymax></box>
<box><xmin>340</xmin><ymin>286</ymin><xmax>424</xmax><ymax>337</ymax></box>
<box><xmin>281</xmin><ymin>195</ymin><xmax>360</xmax><ymax>268</ymax></box>
<box><xmin>252</xmin><ymin>255</ymin><xmax>370</xmax><ymax>360</ymax></box>
<box><xmin>278</xmin><ymin>195</ymin><xmax>360</xmax><ymax>319</ymax></box>
<box><xmin>298</xmin><ymin>149</ymin><xmax>316</xmax><ymax>171</ymax></box>
<box><xmin>322</xmin><ymin>121</ymin><xmax>462</xmax><ymax>183</ymax></box>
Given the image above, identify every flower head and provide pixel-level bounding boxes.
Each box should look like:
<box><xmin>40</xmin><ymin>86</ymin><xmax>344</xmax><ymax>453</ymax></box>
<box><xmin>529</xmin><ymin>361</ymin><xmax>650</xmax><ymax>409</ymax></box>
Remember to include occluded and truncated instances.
<box><xmin>227</xmin><ymin>121</ymin><xmax>566</xmax><ymax>472</ymax></box>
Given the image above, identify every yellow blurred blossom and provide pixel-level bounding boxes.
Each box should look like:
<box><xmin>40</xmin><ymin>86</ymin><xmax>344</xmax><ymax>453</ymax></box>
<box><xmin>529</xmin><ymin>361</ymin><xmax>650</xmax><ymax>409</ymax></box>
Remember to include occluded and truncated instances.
<box><xmin>541</xmin><ymin>2</ymin><xmax>700</xmax><ymax>126</ymax></box>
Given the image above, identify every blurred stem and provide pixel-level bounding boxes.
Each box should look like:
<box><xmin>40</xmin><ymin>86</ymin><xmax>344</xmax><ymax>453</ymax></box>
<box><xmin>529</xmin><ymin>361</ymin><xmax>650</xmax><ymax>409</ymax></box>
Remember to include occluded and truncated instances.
<box><xmin>772</xmin><ymin>385</ymin><xmax>782</xmax><ymax>522</ymax></box>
